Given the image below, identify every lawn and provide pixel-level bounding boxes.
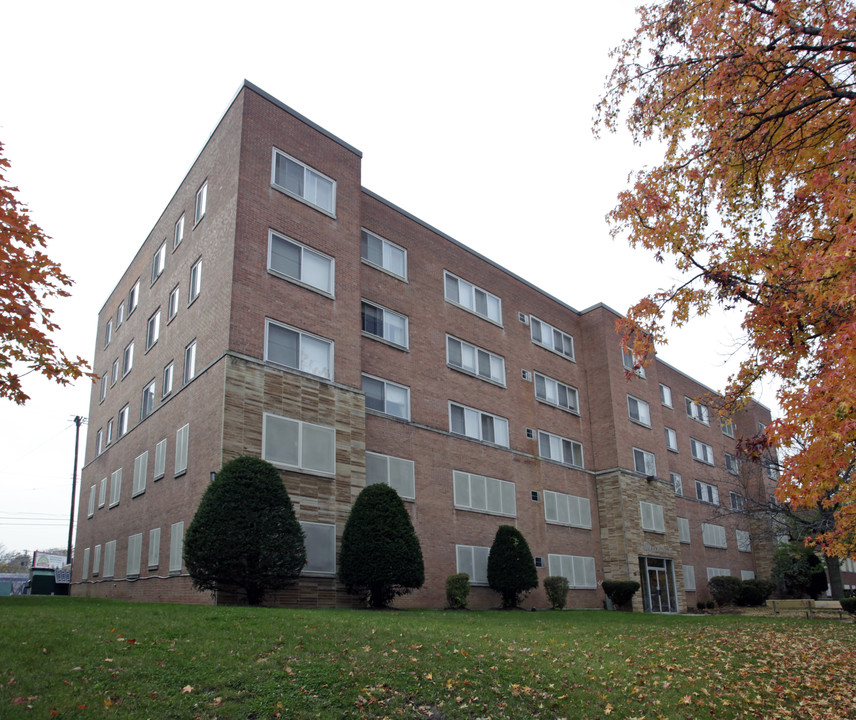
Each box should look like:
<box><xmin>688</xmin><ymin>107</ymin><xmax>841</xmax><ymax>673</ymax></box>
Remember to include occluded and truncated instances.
<box><xmin>1</xmin><ymin>598</ymin><xmax>854</xmax><ymax>720</ymax></box>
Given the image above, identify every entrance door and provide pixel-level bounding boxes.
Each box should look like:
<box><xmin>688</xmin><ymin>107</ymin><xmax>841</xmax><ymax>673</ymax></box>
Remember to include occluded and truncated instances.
<box><xmin>639</xmin><ymin>557</ymin><xmax>677</xmax><ymax>613</ymax></box>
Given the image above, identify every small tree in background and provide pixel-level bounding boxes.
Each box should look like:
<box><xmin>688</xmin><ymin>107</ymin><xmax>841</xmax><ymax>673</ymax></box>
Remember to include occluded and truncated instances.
<box><xmin>339</xmin><ymin>483</ymin><xmax>424</xmax><ymax>608</ymax></box>
<box><xmin>772</xmin><ymin>542</ymin><xmax>829</xmax><ymax>599</ymax></box>
<box><xmin>544</xmin><ymin>575</ymin><xmax>570</xmax><ymax>610</ymax></box>
<box><xmin>184</xmin><ymin>456</ymin><xmax>305</xmax><ymax>606</ymax></box>
<box><xmin>487</xmin><ymin>525</ymin><xmax>538</xmax><ymax>609</ymax></box>
<box><xmin>445</xmin><ymin>573</ymin><xmax>470</xmax><ymax>610</ymax></box>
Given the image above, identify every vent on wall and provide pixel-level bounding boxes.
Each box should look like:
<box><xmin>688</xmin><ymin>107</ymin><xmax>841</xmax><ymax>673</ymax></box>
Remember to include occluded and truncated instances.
<box><xmin>519</xmin><ymin>312</ymin><xmax>529</xmax><ymax>325</ymax></box>
<box><xmin>531</xmin><ymin>490</ymin><xmax>541</xmax><ymax>502</ymax></box>
<box><xmin>521</xmin><ymin>369</ymin><xmax>532</xmax><ymax>382</ymax></box>
<box><xmin>525</xmin><ymin>427</ymin><xmax>535</xmax><ymax>439</ymax></box>
<box><xmin>534</xmin><ymin>556</ymin><xmax>545</xmax><ymax>568</ymax></box>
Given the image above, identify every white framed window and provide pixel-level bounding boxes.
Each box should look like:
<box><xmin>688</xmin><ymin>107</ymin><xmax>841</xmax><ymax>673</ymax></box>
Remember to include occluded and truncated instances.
<box><xmin>98</xmin><ymin>477</ymin><xmax>107</xmax><ymax>508</ymax></box>
<box><xmin>109</xmin><ymin>468</ymin><xmax>122</xmax><ymax>507</ymax></box>
<box><xmin>118</xmin><ymin>405</ymin><xmax>129</xmax><ymax>438</ymax></box>
<box><xmin>127</xmin><ymin>533</ymin><xmax>142</xmax><ymax>577</ymax></box>
<box><xmin>268</xmin><ymin>231</ymin><xmax>332</xmax><ymax>295</ymax></box>
<box><xmin>162</xmin><ymin>362</ymin><xmax>174</xmax><ymax>397</ymax></box>
<box><xmin>660</xmin><ymin>383</ymin><xmax>673</xmax><ymax>407</ymax></box>
<box><xmin>530</xmin><ymin>317</ymin><xmax>574</xmax><ymax>360</ymax></box>
<box><xmin>633</xmin><ymin>447</ymin><xmax>656</xmax><ymax>476</ymax></box>
<box><xmin>116</xmin><ymin>301</ymin><xmax>125</xmax><ymax>327</ymax></box>
<box><xmin>272</xmin><ymin>149</ymin><xmax>336</xmax><ymax>215</ymax></box>
<box><xmin>443</xmin><ymin>271</ymin><xmax>502</xmax><ymax>325</ymax></box>
<box><xmin>104</xmin><ymin>318</ymin><xmax>113</xmax><ymax>348</ymax></box>
<box><xmin>366</xmin><ymin>452</ymin><xmax>415</xmax><ymax>499</ymax></box>
<box><xmin>725</xmin><ymin>452</ymin><xmax>739</xmax><ymax>475</ymax></box>
<box><xmin>622</xmin><ymin>347</ymin><xmax>646</xmax><ymax>378</ymax></box>
<box><xmin>92</xmin><ymin>544</ymin><xmax>101</xmax><ymax>577</ymax></box>
<box><xmin>96</xmin><ymin>428</ymin><xmax>103</xmax><ymax>455</ymax></box>
<box><xmin>361</xmin><ymin>301</ymin><xmax>408</xmax><ymax>349</ymax></box>
<box><xmin>730</xmin><ymin>491</ymin><xmax>745</xmax><ymax>512</ymax></box>
<box><xmin>154</xmin><ymin>438</ymin><xmax>167</xmax><ymax>480</ymax></box>
<box><xmin>361</xmin><ymin>229</ymin><xmax>407</xmax><ymax>280</ymax></box>
<box><xmin>640</xmin><ymin>501</ymin><xmax>665</xmax><ymax>533</ymax></box>
<box><xmin>168</xmin><ymin>286</ymin><xmax>180</xmax><ymax>322</ymax></box>
<box><xmin>707</xmin><ymin>567</ymin><xmax>730</xmax><ymax>580</ymax></box>
<box><xmin>300</xmin><ymin>521</ymin><xmax>336</xmax><ymax>575</ymax></box>
<box><xmin>152</xmin><ymin>242</ymin><xmax>166</xmax><ymax>283</ymax></box>
<box><xmin>544</xmin><ymin>490</ymin><xmax>592</xmax><ymax>529</ymax></box>
<box><xmin>741</xmin><ymin>570</ymin><xmax>756</xmax><ymax>581</ymax></box>
<box><xmin>128</xmin><ymin>280</ymin><xmax>139</xmax><ymax>315</ymax></box>
<box><xmin>702</xmin><ymin>523</ymin><xmax>727</xmax><ymax>548</ymax></box>
<box><xmin>265</xmin><ymin>319</ymin><xmax>333</xmax><ymax>380</ymax></box>
<box><xmin>678</xmin><ymin>517</ymin><xmax>691</xmax><ymax>543</ymax></box>
<box><xmin>148</xmin><ymin>528</ymin><xmax>161</xmax><ymax>569</ymax></box>
<box><xmin>665</xmin><ymin>427</ymin><xmax>678</xmax><ymax>451</ymax></box>
<box><xmin>535</xmin><ymin>373</ymin><xmax>579</xmax><ymax>413</ymax></box>
<box><xmin>189</xmin><ymin>258</ymin><xmax>202</xmax><ymax>303</ymax></box>
<box><xmin>690</xmin><ymin>438</ymin><xmax>714</xmax><ymax>465</ymax></box>
<box><xmin>671</xmin><ymin>472</ymin><xmax>683</xmax><ymax>496</ymax></box>
<box><xmin>683</xmin><ymin>565</ymin><xmax>696</xmax><ymax>591</ymax></box>
<box><xmin>184</xmin><ymin>341</ymin><xmax>197</xmax><ymax>384</ymax></box>
<box><xmin>453</xmin><ymin>470</ymin><xmax>516</xmax><ymax>517</ymax></box>
<box><xmin>696</xmin><ymin>480</ymin><xmax>720</xmax><ymax>505</ymax></box>
<box><xmin>82</xmin><ymin>547</ymin><xmax>90</xmax><ymax>580</ymax></box>
<box><xmin>685</xmin><ymin>398</ymin><xmax>710</xmax><ymax>425</ymax></box>
<box><xmin>106</xmin><ymin>418</ymin><xmax>114</xmax><ymax>446</ymax></box>
<box><xmin>627</xmin><ymin>395</ymin><xmax>651</xmax><ymax>426</ymax></box>
<box><xmin>111</xmin><ymin>358</ymin><xmax>119</xmax><ymax>386</ymax></box>
<box><xmin>262</xmin><ymin>413</ymin><xmax>336</xmax><ymax>476</ymax></box>
<box><xmin>99</xmin><ymin>375</ymin><xmax>107</xmax><ymax>402</ymax></box>
<box><xmin>456</xmin><ymin>545</ymin><xmax>490</xmax><ymax>585</ymax></box>
<box><xmin>169</xmin><ymin>521</ymin><xmax>184</xmax><ymax>573</ymax></box>
<box><xmin>548</xmin><ymin>554</ymin><xmax>597</xmax><ymax>589</ymax></box>
<box><xmin>737</xmin><ymin>529</ymin><xmax>752</xmax><ymax>552</ymax></box>
<box><xmin>103</xmin><ymin>540</ymin><xmax>116</xmax><ymax>578</ymax></box>
<box><xmin>87</xmin><ymin>484</ymin><xmax>96</xmax><ymax>518</ymax></box>
<box><xmin>195</xmin><ymin>181</ymin><xmax>207</xmax><ymax>224</ymax></box>
<box><xmin>133</xmin><ymin>451</ymin><xmax>148</xmax><ymax>497</ymax></box>
<box><xmin>721</xmin><ymin>417</ymin><xmax>735</xmax><ymax>438</ymax></box>
<box><xmin>122</xmin><ymin>341</ymin><xmax>134</xmax><ymax>377</ymax></box>
<box><xmin>364</xmin><ymin>374</ymin><xmax>411</xmax><ymax>420</ymax></box>
<box><xmin>446</xmin><ymin>335</ymin><xmax>505</xmax><ymax>385</ymax></box>
<box><xmin>146</xmin><ymin>310</ymin><xmax>161</xmax><ymax>351</ymax></box>
<box><xmin>539</xmin><ymin>430</ymin><xmax>584</xmax><ymax>468</ymax></box>
<box><xmin>173</xmin><ymin>214</ymin><xmax>185</xmax><ymax>250</ymax></box>
<box><xmin>450</xmin><ymin>402</ymin><xmax>509</xmax><ymax>447</ymax></box>
<box><xmin>141</xmin><ymin>381</ymin><xmax>156</xmax><ymax>420</ymax></box>
<box><xmin>175</xmin><ymin>423</ymin><xmax>189</xmax><ymax>476</ymax></box>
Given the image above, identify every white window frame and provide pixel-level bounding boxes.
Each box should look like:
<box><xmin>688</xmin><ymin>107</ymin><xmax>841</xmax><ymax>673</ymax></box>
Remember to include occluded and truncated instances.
<box><xmin>456</xmin><ymin>545</ymin><xmax>490</xmax><ymax>585</ymax></box>
<box><xmin>154</xmin><ymin>438</ymin><xmax>167</xmax><ymax>480</ymax></box>
<box><xmin>443</xmin><ymin>271</ymin><xmax>502</xmax><ymax>325</ymax></box>
<box><xmin>87</xmin><ymin>484</ymin><xmax>96</xmax><ymax>518</ymax></box>
<box><xmin>627</xmin><ymin>395</ymin><xmax>651</xmax><ymax>426</ymax></box>
<box><xmin>696</xmin><ymin>480</ymin><xmax>720</xmax><ymax>505</ymax></box>
<box><xmin>265</xmin><ymin>319</ymin><xmax>334</xmax><ymax>380</ymax></box>
<box><xmin>361</xmin><ymin>300</ymin><xmax>409</xmax><ymax>349</ymax></box>
<box><xmin>128</xmin><ymin>280</ymin><xmax>139</xmax><ymax>315</ymax></box>
<box><xmin>98</xmin><ymin>477</ymin><xmax>107</xmax><ymax>508</ymax></box>
<box><xmin>539</xmin><ymin>430</ymin><xmax>584</xmax><ymax>468</ymax></box>
<box><xmin>152</xmin><ymin>242</ymin><xmax>166</xmax><ymax>284</ymax></box>
<box><xmin>721</xmin><ymin>417</ymin><xmax>736</xmax><ymax>438</ymax></box>
<box><xmin>530</xmin><ymin>316</ymin><xmax>575</xmax><ymax>360</ymax></box>
<box><xmin>633</xmin><ymin>447</ymin><xmax>656</xmax><ymax>476</ymax></box>
<box><xmin>678</xmin><ymin>517</ymin><xmax>691</xmax><ymax>544</ymax></box>
<box><xmin>671</xmin><ymin>471</ymin><xmax>683</xmax><ymax>496</ymax></box>
<box><xmin>141</xmin><ymin>380</ymin><xmax>156</xmax><ymax>420</ymax></box>
<box><xmin>106</xmin><ymin>418</ymin><xmax>114</xmax><ymax>446</ymax></box>
<box><xmin>365</xmin><ymin>451</ymin><xmax>415</xmax><ymax>500</ymax></box>
<box><xmin>175</xmin><ymin>423</ymin><xmax>189</xmax><ymax>477</ymax></box>
<box><xmin>133</xmin><ymin>451</ymin><xmax>148</xmax><ymax>497</ymax></box>
<box><xmin>544</xmin><ymin>489</ymin><xmax>592</xmax><ymax>529</ymax></box>
<box><xmin>730</xmin><ymin>491</ymin><xmax>746</xmax><ymax>512</ymax></box>
<box><xmin>741</xmin><ymin>570</ymin><xmax>756</xmax><ymax>581</ymax></box>
<box><xmin>173</xmin><ymin>213</ymin><xmax>185</xmax><ymax>250</ymax></box>
<box><xmin>262</xmin><ymin>413</ymin><xmax>336</xmax><ymax>477</ymax></box>
<box><xmin>702</xmin><ymin>523</ymin><xmax>727</xmax><ymax>549</ymax></box>
<box><xmin>548</xmin><ymin>554</ymin><xmax>597</xmax><ymax>589</ymax></box>
<box><xmin>118</xmin><ymin>405</ymin><xmax>129</xmax><ymax>438</ymax></box>
<box><xmin>127</xmin><ymin>533</ymin><xmax>142</xmax><ymax>577</ymax></box>
<box><xmin>361</xmin><ymin>228</ymin><xmax>407</xmax><ymax>280</ymax></box>
<box><xmin>449</xmin><ymin>401</ymin><xmax>509</xmax><ymax>447</ymax></box>
<box><xmin>453</xmin><ymin>470</ymin><xmax>516</xmax><ymax>517</ymax></box>
<box><xmin>169</xmin><ymin>521</ymin><xmax>184</xmax><ymax>573</ymax></box>
<box><xmin>109</xmin><ymin>468</ymin><xmax>122</xmax><ymax>507</ymax></box>
<box><xmin>446</xmin><ymin>335</ymin><xmax>505</xmax><ymax>385</ymax></box>
<box><xmin>300</xmin><ymin>521</ymin><xmax>337</xmax><ymax>575</ymax></box>
<box><xmin>104</xmin><ymin>318</ymin><xmax>113</xmax><ymax>348</ymax></box>
<box><xmin>272</xmin><ymin>148</ymin><xmax>336</xmax><ymax>215</ymax></box>
<box><xmin>146</xmin><ymin>311</ymin><xmax>161</xmax><ymax>352</ymax></box>
<box><xmin>103</xmin><ymin>540</ymin><xmax>116</xmax><ymax>578</ymax></box>
<box><xmin>99</xmin><ymin>375</ymin><xmax>107</xmax><ymax>403</ymax></box>
<box><xmin>148</xmin><ymin>527</ymin><xmax>161</xmax><ymax>569</ymax></box>
<box><xmin>622</xmin><ymin>347</ymin><xmax>646</xmax><ymax>378</ymax></box>
<box><xmin>92</xmin><ymin>544</ymin><xmax>101</xmax><ymax>577</ymax></box>
<box><xmin>82</xmin><ymin>547</ymin><xmax>90</xmax><ymax>580</ymax></box>
<box><xmin>122</xmin><ymin>341</ymin><xmax>134</xmax><ymax>377</ymax></box>
<box><xmin>665</xmin><ymin>427</ymin><xmax>678</xmax><ymax>451</ymax></box>
<box><xmin>111</xmin><ymin>358</ymin><xmax>119</xmax><ymax>386</ymax></box>
<box><xmin>690</xmin><ymin>438</ymin><xmax>715</xmax><ymax>465</ymax></box>
<box><xmin>660</xmin><ymin>383</ymin><xmax>673</xmax><ymax>407</ymax></box>
<box><xmin>683</xmin><ymin>564</ymin><xmax>696</xmax><ymax>591</ymax></box>
<box><xmin>168</xmin><ymin>286</ymin><xmax>180</xmax><ymax>322</ymax></box>
<box><xmin>725</xmin><ymin>452</ymin><xmax>739</xmax><ymax>475</ymax></box>
<box><xmin>535</xmin><ymin>372</ymin><xmax>579</xmax><ymax>413</ymax></box>
<box><xmin>194</xmin><ymin>181</ymin><xmax>207</xmax><ymax>224</ymax></box>
<box><xmin>685</xmin><ymin>397</ymin><xmax>710</xmax><ymax>425</ymax></box>
<box><xmin>184</xmin><ymin>341</ymin><xmax>197</xmax><ymax>384</ymax></box>
<box><xmin>96</xmin><ymin>428</ymin><xmax>103</xmax><ymax>455</ymax></box>
<box><xmin>162</xmin><ymin>362</ymin><xmax>174</xmax><ymax>398</ymax></box>
<box><xmin>363</xmin><ymin>374</ymin><xmax>411</xmax><ymax>421</ymax></box>
<box><xmin>116</xmin><ymin>301</ymin><xmax>125</xmax><ymax>327</ymax></box>
<box><xmin>707</xmin><ymin>567</ymin><xmax>730</xmax><ymax>580</ymax></box>
<box><xmin>188</xmin><ymin>258</ymin><xmax>202</xmax><ymax>304</ymax></box>
<box><xmin>737</xmin><ymin>529</ymin><xmax>752</xmax><ymax>552</ymax></box>
<box><xmin>267</xmin><ymin>231</ymin><xmax>333</xmax><ymax>296</ymax></box>
<box><xmin>640</xmin><ymin>501</ymin><xmax>665</xmax><ymax>533</ymax></box>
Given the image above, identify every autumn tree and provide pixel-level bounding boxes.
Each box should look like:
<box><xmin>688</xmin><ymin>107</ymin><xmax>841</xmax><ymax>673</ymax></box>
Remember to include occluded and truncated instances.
<box><xmin>597</xmin><ymin>0</ymin><xmax>856</xmax><ymax>557</ymax></box>
<box><xmin>0</xmin><ymin>142</ymin><xmax>92</xmax><ymax>403</ymax></box>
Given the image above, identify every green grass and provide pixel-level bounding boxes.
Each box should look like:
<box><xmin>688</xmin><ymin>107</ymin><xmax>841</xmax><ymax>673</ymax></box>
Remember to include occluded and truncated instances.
<box><xmin>1</xmin><ymin>598</ymin><xmax>854</xmax><ymax>719</ymax></box>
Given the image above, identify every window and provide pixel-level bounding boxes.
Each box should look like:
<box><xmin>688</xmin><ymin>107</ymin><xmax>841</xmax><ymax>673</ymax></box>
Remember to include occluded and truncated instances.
<box><xmin>152</xmin><ymin>242</ymin><xmax>166</xmax><ymax>283</ymax></box>
<box><xmin>122</xmin><ymin>341</ymin><xmax>134</xmax><ymax>377</ymax></box>
<box><xmin>707</xmin><ymin>567</ymin><xmax>730</xmax><ymax>580</ymax></box>
<box><xmin>265</xmin><ymin>320</ymin><xmax>333</xmax><ymax>380</ymax></box>
<box><xmin>548</xmin><ymin>554</ymin><xmax>597</xmax><ymax>589</ymax></box>
<box><xmin>262</xmin><ymin>413</ymin><xmax>336</xmax><ymax>476</ymax></box>
<box><xmin>685</xmin><ymin>398</ymin><xmax>710</xmax><ymax>425</ymax></box>
<box><xmin>117</xmin><ymin>301</ymin><xmax>125</xmax><ymax>327</ymax></box>
<box><xmin>364</xmin><ymin>375</ymin><xmax>411</xmax><ymax>420</ymax></box>
<box><xmin>162</xmin><ymin>362</ymin><xmax>174</xmax><ymax>397</ymax></box>
<box><xmin>702</xmin><ymin>523</ymin><xmax>727</xmax><ymax>548</ymax></box>
<box><xmin>268</xmin><ymin>231</ymin><xmax>332</xmax><ymax>294</ymax></box>
<box><xmin>456</xmin><ymin>545</ymin><xmax>490</xmax><ymax>585</ymax></box>
<box><xmin>96</xmin><ymin>429</ymin><xmax>103</xmax><ymax>456</ymax></box>
<box><xmin>446</xmin><ymin>336</ymin><xmax>505</xmax><ymax>385</ymax></box>
<box><xmin>539</xmin><ymin>430</ymin><xmax>584</xmax><ymax>468</ymax></box>
<box><xmin>141</xmin><ymin>381</ymin><xmax>156</xmax><ymax>420</ymax></box>
<box><xmin>671</xmin><ymin>472</ymin><xmax>683</xmax><ymax>496</ymax></box>
<box><xmin>544</xmin><ymin>490</ymin><xmax>592</xmax><ymax>529</ymax></box>
<box><xmin>195</xmin><ymin>181</ymin><xmax>207</xmax><ymax>223</ymax></box>
<box><xmin>109</xmin><ymin>469</ymin><xmax>122</xmax><ymax>507</ymax></box>
<box><xmin>189</xmin><ymin>259</ymin><xmax>202</xmax><ymax>303</ymax></box>
<box><xmin>128</xmin><ymin>280</ymin><xmax>139</xmax><ymax>315</ymax></box>
<box><xmin>683</xmin><ymin>565</ymin><xmax>696</xmax><ymax>591</ymax></box>
<box><xmin>98</xmin><ymin>477</ymin><xmax>107</xmax><ymax>508</ymax></box>
<box><xmin>444</xmin><ymin>271</ymin><xmax>502</xmax><ymax>324</ymax></box>
<box><xmin>184</xmin><ymin>341</ymin><xmax>197</xmax><ymax>384</ymax></box>
<box><xmin>737</xmin><ymin>529</ymin><xmax>752</xmax><ymax>552</ymax></box>
<box><xmin>640</xmin><ymin>501</ymin><xmax>665</xmax><ymax>532</ymax></box>
<box><xmin>690</xmin><ymin>438</ymin><xmax>714</xmax><ymax>465</ymax></box>
<box><xmin>725</xmin><ymin>452</ymin><xmax>739</xmax><ymax>475</ymax></box>
<box><xmin>453</xmin><ymin>470</ymin><xmax>516</xmax><ymax>517</ymax></box>
<box><xmin>99</xmin><ymin>375</ymin><xmax>107</xmax><ymax>403</ymax></box>
<box><xmin>300</xmin><ymin>522</ymin><xmax>337</xmax><ymax>574</ymax></box>
<box><xmin>127</xmin><ymin>533</ymin><xmax>142</xmax><ymax>577</ymax></box>
<box><xmin>622</xmin><ymin>347</ymin><xmax>646</xmax><ymax>377</ymax></box>
<box><xmin>361</xmin><ymin>229</ymin><xmax>406</xmax><ymax>280</ymax></box>
<box><xmin>741</xmin><ymin>570</ymin><xmax>756</xmax><ymax>581</ymax></box>
<box><xmin>111</xmin><ymin>359</ymin><xmax>119</xmax><ymax>386</ymax></box>
<box><xmin>118</xmin><ymin>405</ymin><xmax>129</xmax><ymax>438</ymax></box>
<box><xmin>627</xmin><ymin>395</ymin><xmax>651</xmax><ymax>425</ymax></box>
<box><xmin>530</xmin><ymin>317</ymin><xmax>574</xmax><ymax>360</ymax></box>
<box><xmin>133</xmin><ymin>451</ymin><xmax>148</xmax><ymax>497</ymax></box>
<box><xmin>665</xmin><ymin>427</ymin><xmax>678</xmax><ymax>451</ymax></box>
<box><xmin>169</xmin><ymin>521</ymin><xmax>184</xmax><ymax>573</ymax></box>
<box><xmin>365</xmin><ymin>451</ymin><xmax>415</xmax><ymax>500</ymax></box>
<box><xmin>361</xmin><ymin>301</ymin><xmax>408</xmax><ymax>348</ymax></box>
<box><xmin>173</xmin><ymin>214</ymin><xmax>185</xmax><ymax>250</ymax></box>
<box><xmin>103</xmin><ymin>540</ymin><xmax>116</xmax><ymax>578</ymax></box>
<box><xmin>168</xmin><ymin>286</ymin><xmax>179</xmax><ymax>322</ymax></box>
<box><xmin>272</xmin><ymin>149</ymin><xmax>335</xmax><ymax>214</ymax></box>
<box><xmin>535</xmin><ymin>373</ymin><xmax>579</xmax><ymax>413</ymax></box>
<box><xmin>106</xmin><ymin>418</ymin><xmax>114</xmax><ymax>446</ymax></box>
<box><xmin>154</xmin><ymin>438</ymin><xmax>167</xmax><ymax>480</ymax></box>
<box><xmin>696</xmin><ymin>480</ymin><xmax>720</xmax><ymax>505</ymax></box>
<box><xmin>660</xmin><ymin>383</ymin><xmax>673</xmax><ymax>407</ymax></box>
<box><xmin>678</xmin><ymin>517</ymin><xmax>691</xmax><ymax>544</ymax></box>
<box><xmin>175</xmin><ymin>423</ymin><xmax>189</xmax><ymax>476</ymax></box>
<box><xmin>730</xmin><ymin>491</ymin><xmax>746</xmax><ymax>512</ymax></box>
<box><xmin>148</xmin><ymin>528</ymin><xmax>161</xmax><ymax>569</ymax></box>
<box><xmin>633</xmin><ymin>448</ymin><xmax>656</xmax><ymax>476</ymax></box>
<box><xmin>450</xmin><ymin>402</ymin><xmax>509</xmax><ymax>447</ymax></box>
<box><xmin>82</xmin><ymin>547</ymin><xmax>90</xmax><ymax>580</ymax></box>
<box><xmin>104</xmin><ymin>318</ymin><xmax>113</xmax><ymax>347</ymax></box>
<box><xmin>92</xmin><ymin>544</ymin><xmax>101</xmax><ymax>577</ymax></box>
<box><xmin>87</xmin><ymin>484</ymin><xmax>96</xmax><ymax>518</ymax></box>
<box><xmin>721</xmin><ymin>417</ymin><xmax>735</xmax><ymax>438</ymax></box>
<box><xmin>146</xmin><ymin>310</ymin><xmax>161</xmax><ymax>350</ymax></box>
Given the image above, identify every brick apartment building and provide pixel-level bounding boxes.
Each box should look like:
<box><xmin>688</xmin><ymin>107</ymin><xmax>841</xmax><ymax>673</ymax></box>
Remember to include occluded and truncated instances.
<box><xmin>71</xmin><ymin>81</ymin><xmax>781</xmax><ymax>612</ymax></box>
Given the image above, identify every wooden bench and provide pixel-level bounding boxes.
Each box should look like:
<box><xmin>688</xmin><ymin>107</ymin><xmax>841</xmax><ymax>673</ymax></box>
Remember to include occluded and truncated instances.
<box><xmin>771</xmin><ymin>599</ymin><xmax>844</xmax><ymax>619</ymax></box>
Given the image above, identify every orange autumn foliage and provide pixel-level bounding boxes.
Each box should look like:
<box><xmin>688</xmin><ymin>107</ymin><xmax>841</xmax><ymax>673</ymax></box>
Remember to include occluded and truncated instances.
<box><xmin>597</xmin><ymin>0</ymin><xmax>856</xmax><ymax>557</ymax></box>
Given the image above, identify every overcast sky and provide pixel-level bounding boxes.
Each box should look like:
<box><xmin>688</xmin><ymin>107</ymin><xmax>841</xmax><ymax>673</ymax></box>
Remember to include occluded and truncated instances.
<box><xmin>0</xmin><ymin>1</ymin><xmax>768</xmax><ymax>555</ymax></box>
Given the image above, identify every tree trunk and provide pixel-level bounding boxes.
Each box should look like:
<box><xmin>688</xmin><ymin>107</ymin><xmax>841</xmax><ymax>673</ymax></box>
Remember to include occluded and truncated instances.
<box><xmin>824</xmin><ymin>553</ymin><xmax>844</xmax><ymax>599</ymax></box>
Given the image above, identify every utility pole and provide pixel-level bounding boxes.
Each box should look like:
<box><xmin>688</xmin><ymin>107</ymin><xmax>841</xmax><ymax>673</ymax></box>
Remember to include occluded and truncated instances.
<box><xmin>66</xmin><ymin>416</ymin><xmax>84</xmax><ymax>565</ymax></box>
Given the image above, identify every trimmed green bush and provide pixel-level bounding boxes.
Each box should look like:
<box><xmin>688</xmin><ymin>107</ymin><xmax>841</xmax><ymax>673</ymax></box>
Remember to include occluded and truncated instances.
<box><xmin>184</xmin><ymin>456</ymin><xmax>305</xmax><ymax>606</ymax></box>
<box><xmin>706</xmin><ymin>599</ymin><xmax>716</xmax><ymax>609</ymax></box>
<box><xmin>339</xmin><ymin>483</ymin><xmax>424</xmax><ymax>608</ymax></box>
<box><xmin>487</xmin><ymin>525</ymin><xmax>538</xmax><ymax>608</ymax></box>
<box><xmin>696</xmin><ymin>600</ymin><xmax>707</xmax><ymax>611</ymax></box>
<box><xmin>737</xmin><ymin>578</ymin><xmax>775</xmax><ymax>606</ymax></box>
<box><xmin>544</xmin><ymin>575</ymin><xmax>570</xmax><ymax>610</ymax></box>
<box><xmin>445</xmin><ymin>573</ymin><xmax>470</xmax><ymax>609</ymax></box>
<box><xmin>602</xmin><ymin>580</ymin><xmax>641</xmax><ymax>610</ymax></box>
<box><xmin>841</xmin><ymin>597</ymin><xmax>856</xmax><ymax>615</ymax></box>
<box><xmin>708</xmin><ymin>575</ymin><xmax>743</xmax><ymax>606</ymax></box>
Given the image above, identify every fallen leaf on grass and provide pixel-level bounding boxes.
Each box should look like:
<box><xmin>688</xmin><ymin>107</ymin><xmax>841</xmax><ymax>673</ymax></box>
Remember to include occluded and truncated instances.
<box><xmin>182</xmin><ymin>685</ymin><xmax>193</xmax><ymax>693</ymax></box>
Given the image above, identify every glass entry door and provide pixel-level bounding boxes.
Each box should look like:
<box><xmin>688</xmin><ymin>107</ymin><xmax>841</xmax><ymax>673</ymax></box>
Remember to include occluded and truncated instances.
<box><xmin>639</xmin><ymin>557</ymin><xmax>678</xmax><ymax>613</ymax></box>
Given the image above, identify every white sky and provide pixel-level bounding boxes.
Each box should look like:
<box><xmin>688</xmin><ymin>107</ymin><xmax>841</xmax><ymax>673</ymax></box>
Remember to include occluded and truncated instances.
<box><xmin>0</xmin><ymin>1</ymin><xmax>768</xmax><ymax>554</ymax></box>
